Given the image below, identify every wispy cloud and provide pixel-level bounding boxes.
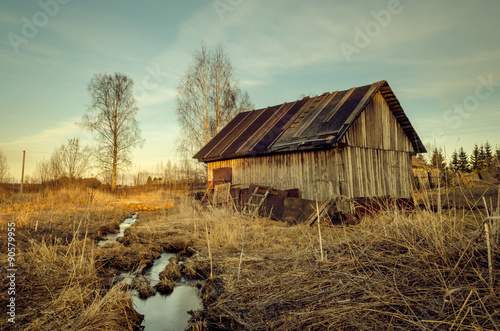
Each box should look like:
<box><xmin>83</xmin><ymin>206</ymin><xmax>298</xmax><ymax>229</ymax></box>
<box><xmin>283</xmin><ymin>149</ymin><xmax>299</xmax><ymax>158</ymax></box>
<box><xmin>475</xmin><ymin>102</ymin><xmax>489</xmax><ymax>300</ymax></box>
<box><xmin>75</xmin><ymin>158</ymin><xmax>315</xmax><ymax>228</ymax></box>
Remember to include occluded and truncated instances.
<box><xmin>0</xmin><ymin>120</ymin><xmax>82</xmax><ymax>149</ymax></box>
<box><xmin>137</xmin><ymin>87</ymin><xmax>177</xmax><ymax>107</ymax></box>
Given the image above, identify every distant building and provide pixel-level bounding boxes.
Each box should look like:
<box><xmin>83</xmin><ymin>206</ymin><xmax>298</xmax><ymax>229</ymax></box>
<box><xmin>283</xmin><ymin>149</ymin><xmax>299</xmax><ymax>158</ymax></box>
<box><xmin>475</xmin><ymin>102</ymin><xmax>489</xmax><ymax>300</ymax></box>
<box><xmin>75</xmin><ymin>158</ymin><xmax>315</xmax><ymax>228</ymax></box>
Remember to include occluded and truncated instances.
<box><xmin>194</xmin><ymin>80</ymin><xmax>426</xmax><ymax>200</ymax></box>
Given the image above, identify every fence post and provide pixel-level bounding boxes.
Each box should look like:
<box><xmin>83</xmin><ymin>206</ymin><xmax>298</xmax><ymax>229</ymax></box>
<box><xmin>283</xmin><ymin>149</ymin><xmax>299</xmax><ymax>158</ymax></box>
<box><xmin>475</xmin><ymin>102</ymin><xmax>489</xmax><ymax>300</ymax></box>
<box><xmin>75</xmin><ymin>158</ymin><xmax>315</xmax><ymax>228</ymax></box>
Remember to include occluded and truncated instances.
<box><xmin>20</xmin><ymin>150</ymin><xmax>26</xmax><ymax>194</ymax></box>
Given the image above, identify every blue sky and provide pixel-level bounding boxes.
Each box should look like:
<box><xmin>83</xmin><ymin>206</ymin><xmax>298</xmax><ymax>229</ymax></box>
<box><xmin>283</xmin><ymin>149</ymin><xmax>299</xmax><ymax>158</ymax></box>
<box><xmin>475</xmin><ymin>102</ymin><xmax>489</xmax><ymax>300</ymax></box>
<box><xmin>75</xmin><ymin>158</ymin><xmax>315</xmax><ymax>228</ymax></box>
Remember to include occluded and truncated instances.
<box><xmin>1</xmin><ymin>0</ymin><xmax>499</xmax><ymax>181</ymax></box>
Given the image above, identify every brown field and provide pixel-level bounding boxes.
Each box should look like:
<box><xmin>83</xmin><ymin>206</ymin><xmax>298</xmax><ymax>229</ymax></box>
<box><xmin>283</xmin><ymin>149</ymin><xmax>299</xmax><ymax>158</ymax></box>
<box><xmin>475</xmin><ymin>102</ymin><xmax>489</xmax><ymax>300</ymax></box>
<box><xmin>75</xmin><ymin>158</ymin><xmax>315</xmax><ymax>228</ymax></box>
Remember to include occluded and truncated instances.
<box><xmin>1</xmin><ymin>186</ymin><xmax>499</xmax><ymax>330</ymax></box>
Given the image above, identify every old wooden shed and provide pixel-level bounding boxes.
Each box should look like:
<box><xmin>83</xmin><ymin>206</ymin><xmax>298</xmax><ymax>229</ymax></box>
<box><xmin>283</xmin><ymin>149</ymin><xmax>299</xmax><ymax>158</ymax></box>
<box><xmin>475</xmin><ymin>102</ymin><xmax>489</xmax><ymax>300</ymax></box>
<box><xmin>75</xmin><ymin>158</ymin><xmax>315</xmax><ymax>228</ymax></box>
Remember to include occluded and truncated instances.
<box><xmin>193</xmin><ymin>80</ymin><xmax>426</xmax><ymax>201</ymax></box>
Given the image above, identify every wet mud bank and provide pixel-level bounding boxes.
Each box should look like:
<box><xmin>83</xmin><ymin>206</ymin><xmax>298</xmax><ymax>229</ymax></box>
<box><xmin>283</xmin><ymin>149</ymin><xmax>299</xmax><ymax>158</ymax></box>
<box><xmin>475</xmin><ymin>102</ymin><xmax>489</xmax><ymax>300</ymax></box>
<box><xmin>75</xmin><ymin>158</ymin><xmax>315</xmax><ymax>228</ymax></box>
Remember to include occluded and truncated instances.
<box><xmin>98</xmin><ymin>213</ymin><xmax>138</xmax><ymax>246</ymax></box>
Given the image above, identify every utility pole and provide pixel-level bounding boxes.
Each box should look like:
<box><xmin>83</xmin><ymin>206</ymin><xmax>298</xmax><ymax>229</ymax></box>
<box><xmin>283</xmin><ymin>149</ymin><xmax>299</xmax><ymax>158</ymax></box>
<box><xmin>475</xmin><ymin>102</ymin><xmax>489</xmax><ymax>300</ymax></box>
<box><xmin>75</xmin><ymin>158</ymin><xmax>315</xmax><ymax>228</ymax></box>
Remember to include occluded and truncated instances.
<box><xmin>20</xmin><ymin>150</ymin><xmax>26</xmax><ymax>194</ymax></box>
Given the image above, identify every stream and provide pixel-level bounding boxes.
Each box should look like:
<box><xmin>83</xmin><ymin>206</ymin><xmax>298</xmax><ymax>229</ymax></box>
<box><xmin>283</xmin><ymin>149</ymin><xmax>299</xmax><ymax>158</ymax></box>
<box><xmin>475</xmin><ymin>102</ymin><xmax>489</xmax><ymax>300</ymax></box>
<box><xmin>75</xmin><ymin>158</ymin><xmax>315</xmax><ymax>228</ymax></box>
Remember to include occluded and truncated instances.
<box><xmin>98</xmin><ymin>215</ymin><xmax>203</xmax><ymax>330</ymax></box>
<box><xmin>134</xmin><ymin>253</ymin><xmax>202</xmax><ymax>330</ymax></box>
<box><xmin>97</xmin><ymin>213</ymin><xmax>138</xmax><ymax>246</ymax></box>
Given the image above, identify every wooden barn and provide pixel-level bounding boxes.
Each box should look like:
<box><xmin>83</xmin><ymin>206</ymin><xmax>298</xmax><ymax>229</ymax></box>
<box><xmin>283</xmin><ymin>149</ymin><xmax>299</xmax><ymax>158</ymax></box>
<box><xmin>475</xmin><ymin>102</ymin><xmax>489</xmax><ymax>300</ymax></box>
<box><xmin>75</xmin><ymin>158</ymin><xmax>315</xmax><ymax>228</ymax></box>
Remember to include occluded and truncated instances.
<box><xmin>193</xmin><ymin>80</ymin><xmax>426</xmax><ymax>202</ymax></box>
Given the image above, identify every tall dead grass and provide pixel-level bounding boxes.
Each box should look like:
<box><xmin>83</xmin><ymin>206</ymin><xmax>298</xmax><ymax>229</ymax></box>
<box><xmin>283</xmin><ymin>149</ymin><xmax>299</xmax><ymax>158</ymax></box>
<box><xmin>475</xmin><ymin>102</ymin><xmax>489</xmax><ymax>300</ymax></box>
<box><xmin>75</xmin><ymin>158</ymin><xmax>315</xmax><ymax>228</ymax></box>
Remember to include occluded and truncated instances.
<box><xmin>0</xmin><ymin>237</ymin><xmax>143</xmax><ymax>330</ymax></box>
<box><xmin>0</xmin><ymin>187</ymin><xmax>162</xmax><ymax>330</ymax></box>
<box><xmin>194</xmin><ymin>208</ymin><xmax>499</xmax><ymax>330</ymax></box>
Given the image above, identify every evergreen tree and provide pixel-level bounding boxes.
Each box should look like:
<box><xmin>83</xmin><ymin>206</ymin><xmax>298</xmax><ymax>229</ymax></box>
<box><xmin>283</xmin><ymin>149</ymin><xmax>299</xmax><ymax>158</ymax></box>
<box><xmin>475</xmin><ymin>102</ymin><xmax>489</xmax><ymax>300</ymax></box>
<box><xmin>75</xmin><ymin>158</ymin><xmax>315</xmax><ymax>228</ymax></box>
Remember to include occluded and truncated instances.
<box><xmin>458</xmin><ymin>147</ymin><xmax>470</xmax><ymax>172</ymax></box>
<box><xmin>450</xmin><ymin>150</ymin><xmax>459</xmax><ymax>171</ymax></box>
<box><xmin>484</xmin><ymin>141</ymin><xmax>493</xmax><ymax>170</ymax></box>
<box><xmin>479</xmin><ymin>144</ymin><xmax>487</xmax><ymax>170</ymax></box>
<box><xmin>431</xmin><ymin>147</ymin><xmax>446</xmax><ymax>169</ymax></box>
<box><xmin>470</xmin><ymin>144</ymin><xmax>481</xmax><ymax>171</ymax></box>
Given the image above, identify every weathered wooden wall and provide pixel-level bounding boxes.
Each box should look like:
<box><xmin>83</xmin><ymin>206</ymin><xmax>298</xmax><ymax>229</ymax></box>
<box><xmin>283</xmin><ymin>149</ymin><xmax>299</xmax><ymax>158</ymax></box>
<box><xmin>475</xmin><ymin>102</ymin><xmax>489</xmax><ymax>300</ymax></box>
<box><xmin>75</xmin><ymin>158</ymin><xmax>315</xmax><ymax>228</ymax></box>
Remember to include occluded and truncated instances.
<box><xmin>207</xmin><ymin>91</ymin><xmax>415</xmax><ymax>200</ymax></box>
<box><xmin>208</xmin><ymin>147</ymin><xmax>413</xmax><ymax>200</ymax></box>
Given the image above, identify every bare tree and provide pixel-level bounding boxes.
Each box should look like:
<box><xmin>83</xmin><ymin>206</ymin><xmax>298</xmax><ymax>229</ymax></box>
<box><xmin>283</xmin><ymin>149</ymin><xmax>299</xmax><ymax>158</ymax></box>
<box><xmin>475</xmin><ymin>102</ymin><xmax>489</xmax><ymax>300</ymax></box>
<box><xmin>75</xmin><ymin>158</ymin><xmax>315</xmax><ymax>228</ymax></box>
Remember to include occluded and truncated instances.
<box><xmin>80</xmin><ymin>73</ymin><xmax>143</xmax><ymax>191</ymax></box>
<box><xmin>32</xmin><ymin>138</ymin><xmax>90</xmax><ymax>185</ymax></box>
<box><xmin>33</xmin><ymin>159</ymin><xmax>51</xmax><ymax>184</ymax></box>
<box><xmin>176</xmin><ymin>42</ymin><xmax>254</xmax><ymax>155</ymax></box>
<box><xmin>0</xmin><ymin>150</ymin><xmax>12</xmax><ymax>184</ymax></box>
<box><xmin>54</xmin><ymin>138</ymin><xmax>91</xmax><ymax>183</ymax></box>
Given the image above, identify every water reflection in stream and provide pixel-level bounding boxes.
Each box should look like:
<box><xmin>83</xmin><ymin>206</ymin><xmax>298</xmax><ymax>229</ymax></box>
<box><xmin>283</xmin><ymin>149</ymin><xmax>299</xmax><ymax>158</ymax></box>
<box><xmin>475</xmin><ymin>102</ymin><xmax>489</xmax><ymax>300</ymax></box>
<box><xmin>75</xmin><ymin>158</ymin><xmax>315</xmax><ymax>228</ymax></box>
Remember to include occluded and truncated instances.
<box><xmin>134</xmin><ymin>253</ymin><xmax>202</xmax><ymax>331</ymax></box>
<box><xmin>142</xmin><ymin>252</ymin><xmax>175</xmax><ymax>287</ymax></box>
<box><xmin>134</xmin><ymin>284</ymin><xmax>202</xmax><ymax>331</ymax></box>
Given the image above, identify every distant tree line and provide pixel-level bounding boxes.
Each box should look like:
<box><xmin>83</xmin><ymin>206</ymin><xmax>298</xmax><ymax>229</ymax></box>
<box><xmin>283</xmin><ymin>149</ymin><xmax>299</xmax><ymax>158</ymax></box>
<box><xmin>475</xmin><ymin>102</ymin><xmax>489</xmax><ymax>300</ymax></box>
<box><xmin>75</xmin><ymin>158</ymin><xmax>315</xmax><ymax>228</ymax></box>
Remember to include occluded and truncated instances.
<box><xmin>418</xmin><ymin>142</ymin><xmax>500</xmax><ymax>172</ymax></box>
<box><xmin>34</xmin><ymin>138</ymin><xmax>91</xmax><ymax>185</ymax></box>
<box><xmin>136</xmin><ymin>159</ymin><xmax>206</xmax><ymax>190</ymax></box>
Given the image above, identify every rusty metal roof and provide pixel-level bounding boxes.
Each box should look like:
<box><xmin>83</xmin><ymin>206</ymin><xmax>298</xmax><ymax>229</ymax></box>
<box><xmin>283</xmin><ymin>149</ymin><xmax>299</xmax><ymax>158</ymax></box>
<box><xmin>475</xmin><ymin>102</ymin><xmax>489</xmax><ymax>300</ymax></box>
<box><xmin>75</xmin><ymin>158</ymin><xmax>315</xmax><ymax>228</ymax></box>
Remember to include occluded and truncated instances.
<box><xmin>193</xmin><ymin>80</ymin><xmax>426</xmax><ymax>162</ymax></box>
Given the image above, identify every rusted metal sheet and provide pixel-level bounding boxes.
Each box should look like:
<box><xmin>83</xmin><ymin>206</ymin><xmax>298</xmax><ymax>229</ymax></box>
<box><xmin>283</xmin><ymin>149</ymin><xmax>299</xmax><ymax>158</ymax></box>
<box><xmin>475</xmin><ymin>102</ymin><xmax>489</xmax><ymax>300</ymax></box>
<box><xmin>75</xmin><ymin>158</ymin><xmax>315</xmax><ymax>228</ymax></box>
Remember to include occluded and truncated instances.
<box><xmin>193</xmin><ymin>80</ymin><xmax>426</xmax><ymax>163</ymax></box>
<box><xmin>354</xmin><ymin>197</ymin><xmax>415</xmax><ymax>219</ymax></box>
<box><xmin>212</xmin><ymin>167</ymin><xmax>232</xmax><ymax>185</ymax></box>
<box><xmin>281</xmin><ymin>197</ymin><xmax>316</xmax><ymax>224</ymax></box>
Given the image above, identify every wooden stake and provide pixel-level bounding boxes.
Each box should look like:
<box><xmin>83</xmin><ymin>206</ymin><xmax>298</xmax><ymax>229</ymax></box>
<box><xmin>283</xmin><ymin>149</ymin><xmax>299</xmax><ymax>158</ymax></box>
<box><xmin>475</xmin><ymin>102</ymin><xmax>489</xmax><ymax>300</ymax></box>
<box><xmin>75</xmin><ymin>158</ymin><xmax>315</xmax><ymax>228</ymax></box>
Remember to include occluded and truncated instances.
<box><xmin>437</xmin><ymin>177</ymin><xmax>441</xmax><ymax>216</ymax></box>
<box><xmin>316</xmin><ymin>196</ymin><xmax>324</xmax><ymax>262</ymax></box>
<box><xmin>205</xmin><ymin>222</ymin><xmax>213</xmax><ymax>279</ymax></box>
<box><xmin>237</xmin><ymin>226</ymin><xmax>246</xmax><ymax>282</ymax></box>
<box><xmin>20</xmin><ymin>150</ymin><xmax>25</xmax><ymax>195</ymax></box>
<box><xmin>484</xmin><ymin>220</ymin><xmax>493</xmax><ymax>290</ymax></box>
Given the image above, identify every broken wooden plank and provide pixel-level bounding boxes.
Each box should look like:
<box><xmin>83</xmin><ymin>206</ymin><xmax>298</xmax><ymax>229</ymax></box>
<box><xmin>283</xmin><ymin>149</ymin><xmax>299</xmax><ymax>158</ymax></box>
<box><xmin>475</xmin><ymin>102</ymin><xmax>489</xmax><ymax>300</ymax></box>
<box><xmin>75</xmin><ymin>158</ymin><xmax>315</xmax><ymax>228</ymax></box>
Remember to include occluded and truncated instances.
<box><xmin>308</xmin><ymin>197</ymin><xmax>336</xmax><ymax>226</ymax></box>
<box><xmin>199</xmin><ymin>181</ymin><xmax>213</xmax><ymax>206</ymax></box>
<box><xmin>213</xmin><ymin>183</ymin><xmax>231</xmax><ymax>205</ymax></box>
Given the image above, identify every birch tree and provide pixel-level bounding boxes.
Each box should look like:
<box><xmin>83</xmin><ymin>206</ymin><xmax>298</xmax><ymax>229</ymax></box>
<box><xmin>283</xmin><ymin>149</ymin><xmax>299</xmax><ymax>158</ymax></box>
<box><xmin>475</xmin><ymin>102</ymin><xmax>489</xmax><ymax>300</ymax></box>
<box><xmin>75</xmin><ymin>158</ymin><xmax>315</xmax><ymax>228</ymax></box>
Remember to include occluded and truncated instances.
<box><xmin>176</xmin><ymin>43</ymin><xmax>254</xmax><ymax>155</ymax></box>
<box><xmin>80</xmin><ymin>73</ymin><xmax>143</xmax><ymax>191</ymax></box>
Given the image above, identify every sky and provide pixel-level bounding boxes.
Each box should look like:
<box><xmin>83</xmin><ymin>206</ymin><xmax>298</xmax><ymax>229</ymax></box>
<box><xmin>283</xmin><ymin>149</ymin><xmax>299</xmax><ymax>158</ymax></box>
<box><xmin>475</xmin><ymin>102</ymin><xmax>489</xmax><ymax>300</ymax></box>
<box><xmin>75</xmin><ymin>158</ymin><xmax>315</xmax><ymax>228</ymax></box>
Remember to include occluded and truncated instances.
<box><xmin>1</xmin><ymin>0</ymin><xmax>499</xmax><ymax>182</ymax></box>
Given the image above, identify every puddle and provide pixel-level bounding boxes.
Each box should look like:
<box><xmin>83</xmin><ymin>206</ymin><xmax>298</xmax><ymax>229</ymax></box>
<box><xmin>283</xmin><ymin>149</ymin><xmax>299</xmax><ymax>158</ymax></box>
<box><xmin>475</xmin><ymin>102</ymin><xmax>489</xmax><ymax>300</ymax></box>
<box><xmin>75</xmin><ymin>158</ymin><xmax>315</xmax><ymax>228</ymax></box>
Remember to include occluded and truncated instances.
<box><xmin>134</xmin><ymin>253</ymin><xmax>202</xmax><ymax>330</ymax></box>
<box><xmin>98</xmin><ymin>214</ymin><xmax>137</xmax><ymax>246</ymax></box>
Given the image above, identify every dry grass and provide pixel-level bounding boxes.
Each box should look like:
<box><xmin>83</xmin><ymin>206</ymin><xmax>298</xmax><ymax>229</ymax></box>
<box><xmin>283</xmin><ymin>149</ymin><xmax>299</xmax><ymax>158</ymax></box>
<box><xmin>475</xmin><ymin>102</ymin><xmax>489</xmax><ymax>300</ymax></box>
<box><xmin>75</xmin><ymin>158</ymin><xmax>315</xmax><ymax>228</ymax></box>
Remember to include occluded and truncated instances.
<box><xmin>189</xmin><ymin>209</ymin><xmax>500</xmax><ymax>330</ymax></box>
<box><xmin>159</xmin><ymin>257</ymin><xmax>182</xmax><ymax>282</ymax></box>
<box><xmin>3</xmin><ymin>186</ymin><xmax>498</xmax><ymax>330</ymax></box>
<box><xmin>0</xmin><ymin>187</ymin><xmax>177</xmax><ymax>330</ymax></box>
<box><xmin>122</xmin><ymin>192</ymin><xmax>498</xmax><ymax>330</ymax></box>
<box><xmin>0</xmin><ymin>238</ymin><xmax>142</xmax><ymax>330</ymax></box>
